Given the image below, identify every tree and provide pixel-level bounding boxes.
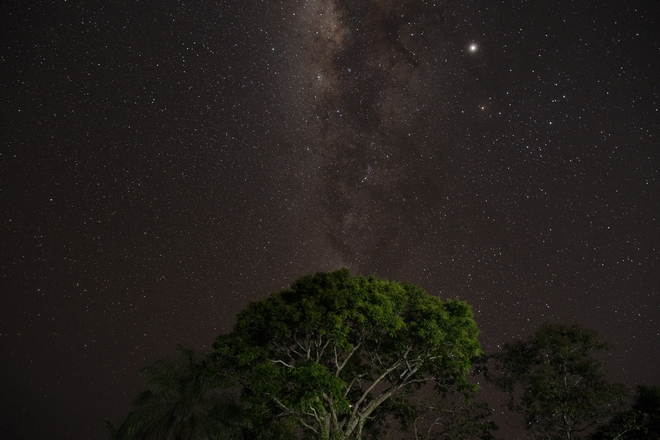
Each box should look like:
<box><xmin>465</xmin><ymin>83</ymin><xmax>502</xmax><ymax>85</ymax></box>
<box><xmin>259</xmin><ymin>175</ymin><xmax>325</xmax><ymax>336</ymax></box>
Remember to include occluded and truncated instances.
<box><xmin>383</xmin><ymin>387</ymin><xmax>499</xmax><ymax>440</ymax></box>
<box><xmin>590</xmin><ymin>385</ymin><xmax>660</xmax><ymax>440</ymax></box>
<box><xmin>208</xmin><ymin>269</ymin><xmax>484</xmax><ymax>440</ymax></box>
<box><xmin>107</xmin><ymin>346</ymin><xmax>238</xmax><ymax>440</ymax></box>
<box><xmin>483</xmin><ymin>323</ymin><xmax>628</xmax><ymax>440</ymax></box>
<box><xmin>631</xmin><ymin>385</ymin><xmax>660</xmax><ymax>439</ymax></box>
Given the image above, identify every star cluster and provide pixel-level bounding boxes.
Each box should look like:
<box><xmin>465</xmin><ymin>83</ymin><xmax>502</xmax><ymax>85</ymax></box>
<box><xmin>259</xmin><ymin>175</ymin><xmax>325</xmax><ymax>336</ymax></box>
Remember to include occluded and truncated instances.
<box><xmin>1</xmin><ymin>1</ymin><xmax>658</xmax><ymax>438</ymax></box>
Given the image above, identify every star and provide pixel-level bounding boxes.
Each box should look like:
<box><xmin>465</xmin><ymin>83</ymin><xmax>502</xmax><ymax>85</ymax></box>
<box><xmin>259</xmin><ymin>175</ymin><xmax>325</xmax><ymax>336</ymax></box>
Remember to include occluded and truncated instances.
<box><xmin>469</xmin><ymin>43</ymin><xmax>479</xmax><ymax>53</ymax></box>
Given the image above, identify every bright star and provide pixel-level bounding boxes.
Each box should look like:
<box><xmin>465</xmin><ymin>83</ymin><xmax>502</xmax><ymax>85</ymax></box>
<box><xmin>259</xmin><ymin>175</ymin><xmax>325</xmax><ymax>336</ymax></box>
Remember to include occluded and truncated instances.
<box><xmin>469</xmin><ymin>43</ymin><xmax>478</xmax><ymax>53</ymax></box>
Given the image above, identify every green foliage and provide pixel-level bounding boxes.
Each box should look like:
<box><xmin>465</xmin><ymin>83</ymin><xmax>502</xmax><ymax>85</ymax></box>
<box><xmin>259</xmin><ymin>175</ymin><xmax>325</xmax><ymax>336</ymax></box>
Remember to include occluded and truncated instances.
<box><xmin>107</xmin><ymin>346</ymin><xmax>241</xmax><ymax>440</ymax></box>
<box><xmin>633</xmin><ymin>385</ymin><xmax>660</xmax><ymax>439</ymax></box>
<box><xmin>209</xmin><ymin>269</ymin><xmax>483</xmax><ymax>440</ymax></box>
<box><xmin>484</xmin><ymin>323</ymin><xmax>628</xmax><ymax>440</ymax></box>
<box><xmin>380</xmin><ymin>387</ymin><xmax>500</xmax><ymax>440</ymax></box>
<box><xmin>590</xmin><ymin>385</ymin><xmax>660</xmax><ymax>440</ymax></box>
<box><xmin>108</xmin><ymin>271</ymin><xmax>658</xmax><ymax>440</ymax></box>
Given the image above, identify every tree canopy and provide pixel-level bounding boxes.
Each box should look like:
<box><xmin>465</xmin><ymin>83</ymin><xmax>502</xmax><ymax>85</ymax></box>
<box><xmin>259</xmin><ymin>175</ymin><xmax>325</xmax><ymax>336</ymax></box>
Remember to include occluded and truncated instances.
<box><xmin>106</xmin><ymin>346</ymin><xmax>240</xmax><ymax>440</ymax></box>
<box><xmin>107</xmin><ymin>271</ymin><xmax>660</xmax><ymax>440</ymax></box>
<box><xmin>484</xmin><ymin>323</ymin><xmax>628</xmax><ymax>440</ymax></box>
<box><xmin>590</xmin><ymin>385</ymin><xmax>660</xmax><ymax>440</ymax></box>
<box><xmin>384</xmin><ymin>388</ymin><xmax>499</xmax><ymax>440</ymax></box>
<box><xmin>208</xmin><ymin>269</ymin><xmax>483</xmax><ymax>440</ymax></box>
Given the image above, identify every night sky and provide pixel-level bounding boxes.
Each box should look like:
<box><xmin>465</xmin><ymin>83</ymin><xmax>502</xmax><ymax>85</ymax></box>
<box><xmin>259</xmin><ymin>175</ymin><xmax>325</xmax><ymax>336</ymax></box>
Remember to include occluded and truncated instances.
<box><xmin>1</xmin><ymin>1</ymin><xmax>658</xmax><ymax>438</ymax></box>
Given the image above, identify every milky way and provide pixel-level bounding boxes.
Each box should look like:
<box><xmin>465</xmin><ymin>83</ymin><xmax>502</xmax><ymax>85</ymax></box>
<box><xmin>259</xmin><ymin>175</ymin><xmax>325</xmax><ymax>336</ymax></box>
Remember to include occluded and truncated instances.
<box><xmin>278</xmin><ymin>0</ymin><xmax>466</xmax><ymax>269</ymax></box>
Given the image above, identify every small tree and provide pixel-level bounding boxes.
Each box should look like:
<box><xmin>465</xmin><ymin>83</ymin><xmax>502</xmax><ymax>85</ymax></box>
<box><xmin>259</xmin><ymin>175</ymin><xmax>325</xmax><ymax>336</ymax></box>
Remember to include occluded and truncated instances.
<box><xmin>209</xmin><ymin>269</ymin><xmax>483</xmax><ymax>440</ymax></box>
<box><xmin>631</xmin><ymin>385</ymin><xmax>660</xmax><ymax>439</ymax></box>
<box><xmin>383</xmin><ymin>387</ymin><xmax>499</xmax><ymax>439</ymax></box>
<box><xmin>107</xmin><ymin>346</ymin><xmax>238</xmax><ymax>440</ymax></box>
<box><xmin>590</xmin><ymin>385</ymin><xmax>660</xmax><ymax>440</ymax></box>
<box><xmin>484</xmin><ymin>323</ymin><xmax>628</xmax><ymax>440</ymax></box>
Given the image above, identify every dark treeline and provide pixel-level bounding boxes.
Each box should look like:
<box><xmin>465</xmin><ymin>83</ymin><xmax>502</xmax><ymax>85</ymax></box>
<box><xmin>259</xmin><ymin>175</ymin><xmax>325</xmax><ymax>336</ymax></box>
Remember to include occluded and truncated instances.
<box><xmin>106</xmin><ymin>270</ymin><xmax>659</xmax><ymax>439</ymax></box>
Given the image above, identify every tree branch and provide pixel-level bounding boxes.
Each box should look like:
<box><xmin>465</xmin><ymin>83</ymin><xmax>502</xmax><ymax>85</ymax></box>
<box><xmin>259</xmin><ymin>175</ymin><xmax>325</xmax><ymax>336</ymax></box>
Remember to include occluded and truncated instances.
<box><xmin>353</xmin><ymin>360</ymin><xmax>403</xmax><ymax>414</ymax></box>
<box><xmin>270</xmin><ymin>359</ymin><xmax>294</xmax><ymax>369</ymax></box>
<box><xmin>335</xmin><ymin>342</ymin><xmax>362</xmax><ymax>376</ymax></box>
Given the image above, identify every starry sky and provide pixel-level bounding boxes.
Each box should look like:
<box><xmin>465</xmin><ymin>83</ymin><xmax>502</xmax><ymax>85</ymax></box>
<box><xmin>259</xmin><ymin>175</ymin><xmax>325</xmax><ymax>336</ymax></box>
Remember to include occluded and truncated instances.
<box><xmin>1</xmin><ymin>0</ymin><xmax>658</xmax><ymax>438</ymax></box>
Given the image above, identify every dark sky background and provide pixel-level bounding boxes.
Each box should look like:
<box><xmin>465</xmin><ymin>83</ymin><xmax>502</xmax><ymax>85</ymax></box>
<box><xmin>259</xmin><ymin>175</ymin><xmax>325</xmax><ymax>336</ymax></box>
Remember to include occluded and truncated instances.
<box><xmin>1</xmin><ymin>0</ymin><xmax>658</xmax><ymax>438</ymax></box>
